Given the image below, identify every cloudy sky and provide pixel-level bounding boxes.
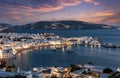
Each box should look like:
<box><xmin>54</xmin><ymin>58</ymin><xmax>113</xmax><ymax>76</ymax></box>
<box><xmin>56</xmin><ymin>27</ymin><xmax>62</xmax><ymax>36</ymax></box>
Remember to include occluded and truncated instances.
<box><xmin>0</xmin><ymin>0</ymin><xmax>119</xmax><ymax>25</ymax></box>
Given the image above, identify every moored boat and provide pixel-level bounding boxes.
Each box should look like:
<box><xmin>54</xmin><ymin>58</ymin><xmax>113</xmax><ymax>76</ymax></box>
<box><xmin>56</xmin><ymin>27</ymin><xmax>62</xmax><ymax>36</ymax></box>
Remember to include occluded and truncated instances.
<box><xmin>102</xmin><ymin>43</ymin><xmax>119</xmax><ymax>48</ymax></box>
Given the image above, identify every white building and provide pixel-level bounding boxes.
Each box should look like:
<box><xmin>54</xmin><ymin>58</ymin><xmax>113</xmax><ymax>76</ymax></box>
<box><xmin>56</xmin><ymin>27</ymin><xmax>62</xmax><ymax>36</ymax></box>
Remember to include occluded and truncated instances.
<box><xmin>49</xmin><ymin>40</ymin><xmax>61</xmax><ymax>45</ymax></box>
<box><xmin>20</xmin><ymin>71</ymin><xmax>32</xmax><ymax>78</ymax></box>
<box><xmin>117</xmin><ymin>67</ymin><xmax>120</xmax><ymax>72</ymax></box>
<box><xmin>51</xmin><ymin>67</ymin><xmax>64</xmax><ymax>78</ymax></box>
<box><xmin>0</xmin><ymin>46</ymin><xmax>14</xmax><ymax>59</ymax></box>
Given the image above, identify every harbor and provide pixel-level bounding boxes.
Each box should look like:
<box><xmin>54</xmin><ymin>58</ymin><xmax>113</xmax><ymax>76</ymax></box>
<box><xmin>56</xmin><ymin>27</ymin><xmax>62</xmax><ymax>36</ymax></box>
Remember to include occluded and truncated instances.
<box><xmin>0</xmin><ymin>33</ymin><xmax>101</xmax><ymax>59</ymax></box>
<box><xmin>0</xmin><ymin>31</ymin><xmax>120</xmax><ymax>78</ymax></box>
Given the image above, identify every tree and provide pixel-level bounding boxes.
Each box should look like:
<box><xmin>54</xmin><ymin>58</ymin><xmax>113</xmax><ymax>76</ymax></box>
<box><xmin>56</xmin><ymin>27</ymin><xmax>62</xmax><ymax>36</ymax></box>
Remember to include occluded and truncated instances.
<box><xmin>0</xmin><ymin>60</ymin><xmax>7</xmax><ymax>68</ymax></box>
<box><xmin>70</xmin><ymin>64</ymin><xmax>77</xmax><ymax>72</ymax></box>
<box><xmin>103</xmin><ymin>68</ymin><xmax>113</xmax><ymax>73</ymax></box>
<box><xmin>6</xmin><ymin>64</ymin><xmax>17</xmax><ymax>72</ymax></box>
<box><xmin>14</xmin><ymin>75</ymin><xmax>26</xmax><ymax>78</ymax></box>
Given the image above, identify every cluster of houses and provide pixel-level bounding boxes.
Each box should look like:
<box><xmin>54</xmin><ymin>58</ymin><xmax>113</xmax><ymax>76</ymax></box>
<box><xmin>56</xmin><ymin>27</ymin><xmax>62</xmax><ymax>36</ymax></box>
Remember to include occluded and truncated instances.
<box><xmin>0</xmin><ymin>63</ymin><xmax>120</xmax><ymax>78</ymax></box>
<box><xmin>0</xmin><ymin>33</ymin><xmax>101</xmax><ymax>59</ymax></box>
<box><xmin>0</xmin><ymin>33</ymin><xmax>119</xmax><ymax>78</ymax></box>
<box><xmin>34</xmin><ymin>64</ymin><xmax>120</xmax><ymax>78</ymax></box>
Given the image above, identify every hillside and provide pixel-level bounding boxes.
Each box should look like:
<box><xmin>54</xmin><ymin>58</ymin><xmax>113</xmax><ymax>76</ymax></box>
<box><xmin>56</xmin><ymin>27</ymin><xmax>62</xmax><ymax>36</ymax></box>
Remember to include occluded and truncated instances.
<box><xmin>0</xmin><ymin>20</ymin><xmax>117</xmax><ymax>33</ymax></box>
<box><xmin>16</xmin><ymin>20</ymin><xmax>115</xmax><ymax>30</ymax></box>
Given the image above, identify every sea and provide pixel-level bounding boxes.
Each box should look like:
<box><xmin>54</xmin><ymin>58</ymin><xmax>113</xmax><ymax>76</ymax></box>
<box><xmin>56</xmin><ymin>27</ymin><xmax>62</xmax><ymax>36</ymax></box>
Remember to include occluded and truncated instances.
<box><xmin>14</xmin><ymin>29</ymin><xmax>120</xmax><ymax>70</ymax></box>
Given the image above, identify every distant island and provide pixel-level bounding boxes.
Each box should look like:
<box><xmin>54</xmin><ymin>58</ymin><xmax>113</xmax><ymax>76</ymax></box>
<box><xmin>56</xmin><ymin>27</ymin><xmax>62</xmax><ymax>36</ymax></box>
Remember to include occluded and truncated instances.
<box><xmin>0</xmin><ymin>20</ymin><xmax>117</xmax><ymax>32</ymax></box>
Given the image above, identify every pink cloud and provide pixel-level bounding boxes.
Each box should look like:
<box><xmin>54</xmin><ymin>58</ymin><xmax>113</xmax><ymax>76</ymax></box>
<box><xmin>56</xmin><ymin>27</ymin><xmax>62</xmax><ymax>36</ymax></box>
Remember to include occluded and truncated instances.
<box><xmin>5</xmin><ymin>11</ymin><xmax>35</xmax><ymax>17</ymax></box>
<box><xmin>0</xmin><ymin>0</ymin><xmax>103</xmax><ymax>24</ymax></box>
<box><xmin>29</xmin><ymin>5</ymin><xmax>63</xmax><ymax>12</ymax></box>
<box><xmin>17</xmin><ymin>0</ymin><xmax>98</xmax><ymax>12</ymax></box>
<box><xmin>11</xmin><ymin>16</ymin><xmax>21</xmax><ymax>21</ymax></box>
<box><xmin>88</xmin><ymin>10</ymin><xmax>120</xmax><ymax>24</ymax></box>
<box><xmin>84</xmin><ymin>0</ymin><xmax>99</xmax><ymax>5</ymax></box>
<box><xmin>92</xmin><ymin>10</ymin><xmax>115</xmax><ymax>17</ymax></box>
<box><xmin>9</xmin><ymin>4</ymin><xmax>63</xmax><ymax>12</ymax></box>
<box><xmin>0</xmin><ymin>0</ymin><xmax>99</xmax><ymax>13</ymax></box>
<box><xmin>56</xmin><ymin>0</ymin><xmax>82</xmax><ymax>6</ymax></box>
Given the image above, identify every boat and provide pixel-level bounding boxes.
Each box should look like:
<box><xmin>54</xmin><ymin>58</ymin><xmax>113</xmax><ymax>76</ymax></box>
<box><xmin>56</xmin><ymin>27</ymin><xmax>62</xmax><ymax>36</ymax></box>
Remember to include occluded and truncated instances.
<box><xmin>51</xmin><ymin>48</ymin><xmax>57</xmax><ymax>52</ymax></box>
<box><xmin>66</xmin><ymin>45</ymin><xmax>74</xmax><ymax>52</ymax></box>
<box><xmin>102</xmin><ymin>43</ymin><xmax>118</xmax><ymax>48</ymax></box>
<box><xmin>66</xmin><ymin>50</ymin><xmax>74</xmax><ymax>53</ymax></box>
<box><xmin>50</xmin><ymin>46</ymin><xmax>57</xmax><ymax>52</ymax></box>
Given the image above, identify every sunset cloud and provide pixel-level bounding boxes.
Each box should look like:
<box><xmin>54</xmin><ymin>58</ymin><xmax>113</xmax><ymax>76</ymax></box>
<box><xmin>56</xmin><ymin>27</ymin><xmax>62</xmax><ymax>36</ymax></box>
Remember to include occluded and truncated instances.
<box><xmin>5</xmin><ymin>11</ymin><xmax>35</xmax><ymax>17</ymax></box>
<box><xmin>0</xmin><ymin>0</ymin><xmax>99</xmax><ymax>24</ymax></box>
<box><xmin>27</xmin><ymin>5</ymin><xmax>63</xmax><ymax>12</ymax></box>
<box><xmin>0</xmin><ymin>0</ymin><xmax>99</xmax><ymax>13</ymax></box>
<box><xmin>0</xmin><ymin>0</ymin><xmax>119</xmax><ymax>24</ymax></box>
<box><xmin>90</xmin><ymin>10</ymin><xmax>120</xmax><ymax>24</ymax></box>
<box><xmin>93</xmin><ymin>10</ymin><xmax>115</xmax><ymax>17</ymax></box>
<box><xmin>84</xmin><ymin>0</ymin><xmax>99</xmax><ymax>5</ymax></box>
<box><xmin>101</xmin><ymin>11</ymin><xmax>120</xmax><ymax>24</ymax></box>
<box><xmin>11</xmin><ymin>16</ymin><xmax>21</xmax><ymax>21</ymax></box>
<box><xmin>56</xmin><ymin>0</ymin><xmax>82</xmax><ymax>6</ymax></box>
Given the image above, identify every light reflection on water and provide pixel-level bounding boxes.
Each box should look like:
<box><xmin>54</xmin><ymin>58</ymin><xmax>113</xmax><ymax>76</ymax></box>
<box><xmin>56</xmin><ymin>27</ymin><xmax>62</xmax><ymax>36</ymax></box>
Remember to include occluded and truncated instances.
<box><xmin>14</xmin><ymin>29</ymin><xmax>120</xmax><ymax>70</ymax></box>
<box><xmin>15</xmin><ymin>45</ymin><xmax>120</xmax><ymax>70</ymax></box>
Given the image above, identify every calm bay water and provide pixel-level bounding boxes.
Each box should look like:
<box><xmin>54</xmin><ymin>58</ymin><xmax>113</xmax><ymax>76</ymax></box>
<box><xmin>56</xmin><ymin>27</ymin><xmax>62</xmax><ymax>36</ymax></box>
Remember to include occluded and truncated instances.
<box><xmin>15</xmin><ymin>29</ymin><xmax>120</xmax><ymax>70</ymax></box>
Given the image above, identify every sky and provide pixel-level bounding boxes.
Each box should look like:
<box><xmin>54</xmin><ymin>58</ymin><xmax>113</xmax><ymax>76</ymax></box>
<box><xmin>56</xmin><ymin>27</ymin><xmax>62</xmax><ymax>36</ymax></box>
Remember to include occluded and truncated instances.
<box><xmin>0</xmin><ymin>0</ymin><xmax>120</xmax><ymax>25</ymax></box>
